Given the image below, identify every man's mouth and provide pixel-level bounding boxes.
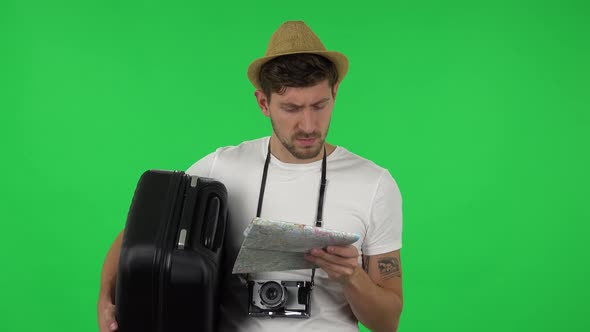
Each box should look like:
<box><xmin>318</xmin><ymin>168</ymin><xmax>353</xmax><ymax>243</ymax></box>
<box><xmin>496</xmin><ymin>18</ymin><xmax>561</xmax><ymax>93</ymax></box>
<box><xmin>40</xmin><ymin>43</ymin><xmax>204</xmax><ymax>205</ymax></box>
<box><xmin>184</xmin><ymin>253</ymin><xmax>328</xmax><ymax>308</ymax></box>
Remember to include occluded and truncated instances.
<box><xmin>296</xmin><ymin>137</ymin><xmax>317</xmax><ymax>146</ymax></box>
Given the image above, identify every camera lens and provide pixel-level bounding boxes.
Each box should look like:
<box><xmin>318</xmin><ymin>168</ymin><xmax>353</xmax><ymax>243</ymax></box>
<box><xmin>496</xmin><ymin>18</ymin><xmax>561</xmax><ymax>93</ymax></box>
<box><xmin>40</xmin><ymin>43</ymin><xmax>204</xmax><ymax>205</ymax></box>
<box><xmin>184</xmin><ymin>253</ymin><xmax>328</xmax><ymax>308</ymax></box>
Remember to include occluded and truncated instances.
<box><xmin>259</xmin><ymin>281</ymin><xmax>287</xmax><ymax>308</ymax></box>
<box><xmin>266</xmin><ymin>287</ymin><xmax>278</xmax><ymax>300</ymax></box>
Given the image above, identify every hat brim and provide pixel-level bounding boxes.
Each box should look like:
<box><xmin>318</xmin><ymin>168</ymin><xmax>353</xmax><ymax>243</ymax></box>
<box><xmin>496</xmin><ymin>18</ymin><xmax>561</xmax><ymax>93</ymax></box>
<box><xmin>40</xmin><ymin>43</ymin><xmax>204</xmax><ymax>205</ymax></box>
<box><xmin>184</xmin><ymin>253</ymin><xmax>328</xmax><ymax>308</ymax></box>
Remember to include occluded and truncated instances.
<box><xmin>247</xmin><ymin>50</ymin><xmax>349</xmax><ymax>91</ymax></box>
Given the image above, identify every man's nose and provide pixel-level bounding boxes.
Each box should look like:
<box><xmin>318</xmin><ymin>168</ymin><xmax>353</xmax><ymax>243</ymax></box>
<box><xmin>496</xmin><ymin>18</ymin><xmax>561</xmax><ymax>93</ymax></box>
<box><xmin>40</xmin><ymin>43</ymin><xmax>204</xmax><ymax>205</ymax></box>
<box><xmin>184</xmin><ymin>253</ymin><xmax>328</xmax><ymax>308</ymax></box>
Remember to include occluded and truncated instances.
<box><xmin>298</xmin><ymin>109</ymin><xmax>316</xmax><ymax>133</ymax></box>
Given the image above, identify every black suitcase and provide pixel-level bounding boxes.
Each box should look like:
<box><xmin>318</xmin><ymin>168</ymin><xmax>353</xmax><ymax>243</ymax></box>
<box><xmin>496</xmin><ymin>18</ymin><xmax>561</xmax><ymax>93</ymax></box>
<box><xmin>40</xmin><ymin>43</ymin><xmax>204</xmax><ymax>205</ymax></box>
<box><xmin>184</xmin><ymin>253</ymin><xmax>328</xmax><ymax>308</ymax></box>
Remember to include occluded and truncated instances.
<box><xmin>115</xmin><ymin>170</ymin><xmax>228</xmax><ymax>332</ymax></box>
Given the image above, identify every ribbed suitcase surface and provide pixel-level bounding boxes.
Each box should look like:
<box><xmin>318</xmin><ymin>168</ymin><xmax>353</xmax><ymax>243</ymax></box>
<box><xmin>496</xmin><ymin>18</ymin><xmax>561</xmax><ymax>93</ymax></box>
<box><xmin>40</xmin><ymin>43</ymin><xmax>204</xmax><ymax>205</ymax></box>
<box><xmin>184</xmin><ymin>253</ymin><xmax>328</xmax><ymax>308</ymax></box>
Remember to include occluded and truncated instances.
<box><xmin>115</xmin><ymin>170</ymin><xmax>228</xmax><ymax>332</ymax></box>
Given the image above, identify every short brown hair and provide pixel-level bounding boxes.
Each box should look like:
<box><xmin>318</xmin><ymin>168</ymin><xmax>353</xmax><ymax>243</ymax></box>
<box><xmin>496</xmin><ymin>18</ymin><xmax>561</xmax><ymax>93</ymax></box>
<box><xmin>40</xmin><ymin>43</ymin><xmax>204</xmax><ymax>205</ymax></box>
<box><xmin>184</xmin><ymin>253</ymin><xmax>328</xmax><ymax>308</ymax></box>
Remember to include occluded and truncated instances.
<box><xmin>259</xmin><ymin>53</ymin><xmax>339</xmax><ymax>100</ymax></box>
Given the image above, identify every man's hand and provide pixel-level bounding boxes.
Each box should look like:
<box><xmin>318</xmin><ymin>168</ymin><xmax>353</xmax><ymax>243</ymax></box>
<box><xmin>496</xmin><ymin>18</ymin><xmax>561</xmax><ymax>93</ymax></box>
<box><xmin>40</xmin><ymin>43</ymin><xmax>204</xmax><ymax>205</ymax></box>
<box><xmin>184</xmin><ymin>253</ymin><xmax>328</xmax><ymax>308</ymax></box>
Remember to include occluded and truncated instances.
<box><xmin>98</xmin><ymin>230</ymin><xmax>123</xmax><ymax>331</ymax></box>
<box><xmin>97</xmin><ymin>297</ymin><xmax>118</xmax><ymax>332</ymax></box>
<box><xmin>304</xmin><ymin>245</ymin><xmax>361</xmax><ymax>283</ymax></box>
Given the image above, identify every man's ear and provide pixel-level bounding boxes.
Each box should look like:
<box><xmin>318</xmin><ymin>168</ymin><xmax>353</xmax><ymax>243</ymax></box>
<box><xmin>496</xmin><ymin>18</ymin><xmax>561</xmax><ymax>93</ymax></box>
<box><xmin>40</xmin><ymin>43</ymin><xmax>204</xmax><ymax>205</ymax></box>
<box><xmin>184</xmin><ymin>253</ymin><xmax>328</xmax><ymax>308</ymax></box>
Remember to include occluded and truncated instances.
<box><xmin>332</xmin><ymin>82</ymin><xmax>340</xmax><ymax>101</ymax></box>
<box><xmin>254</xmin><ymin>90</ymin><xmax>270</xmax><ymax>117</ymax></box>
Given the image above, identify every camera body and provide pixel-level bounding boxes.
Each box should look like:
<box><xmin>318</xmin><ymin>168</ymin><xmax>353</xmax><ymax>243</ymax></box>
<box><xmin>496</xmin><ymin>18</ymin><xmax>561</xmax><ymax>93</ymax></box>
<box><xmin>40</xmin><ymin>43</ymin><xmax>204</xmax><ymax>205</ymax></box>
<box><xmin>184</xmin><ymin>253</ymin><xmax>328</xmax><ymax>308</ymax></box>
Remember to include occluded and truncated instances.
<box><xmin>248</xmin><ymin>280</ymin><xmax>311</xmax><ymax>318</ymax></box>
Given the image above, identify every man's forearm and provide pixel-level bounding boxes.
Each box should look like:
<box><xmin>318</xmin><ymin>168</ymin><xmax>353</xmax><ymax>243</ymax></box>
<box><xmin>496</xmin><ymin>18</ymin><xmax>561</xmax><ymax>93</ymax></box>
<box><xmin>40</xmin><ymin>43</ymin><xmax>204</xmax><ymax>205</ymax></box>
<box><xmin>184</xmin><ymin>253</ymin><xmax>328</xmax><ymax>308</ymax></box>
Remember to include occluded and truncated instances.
<box><xmin>342</xmin><ymin>267</ymin><xmax>403</xmax><ymax>332</ymax></box>
<box><xmin>99</xmin><ymin>231</ymin><xmax>123</xmax><ymax>301</ymax></box>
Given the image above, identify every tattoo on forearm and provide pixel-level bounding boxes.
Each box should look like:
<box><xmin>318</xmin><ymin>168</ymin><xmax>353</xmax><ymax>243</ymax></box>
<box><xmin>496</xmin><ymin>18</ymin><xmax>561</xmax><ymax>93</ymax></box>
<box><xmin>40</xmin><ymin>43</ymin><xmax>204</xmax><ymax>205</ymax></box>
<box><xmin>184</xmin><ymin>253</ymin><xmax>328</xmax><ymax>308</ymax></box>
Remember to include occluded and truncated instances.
<box><xmin>378</xmin><ymin>257</ymin><xmax>401</xmax><ymax>280</ymax></box>
<box><xmin>362</xmin><ymin>255</ymin><xmax>370</xmax><ymax>273</ymax></box>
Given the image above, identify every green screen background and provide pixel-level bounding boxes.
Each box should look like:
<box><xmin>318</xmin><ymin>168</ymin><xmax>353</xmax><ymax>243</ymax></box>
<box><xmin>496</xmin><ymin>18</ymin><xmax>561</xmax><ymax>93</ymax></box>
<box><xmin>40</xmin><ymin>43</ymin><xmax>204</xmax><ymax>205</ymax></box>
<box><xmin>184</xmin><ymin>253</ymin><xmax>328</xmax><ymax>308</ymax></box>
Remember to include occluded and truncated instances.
<box><xmin>1</xmin><ymin>0</ymin><xmax>588</xmax><ymax>331</ymax></box>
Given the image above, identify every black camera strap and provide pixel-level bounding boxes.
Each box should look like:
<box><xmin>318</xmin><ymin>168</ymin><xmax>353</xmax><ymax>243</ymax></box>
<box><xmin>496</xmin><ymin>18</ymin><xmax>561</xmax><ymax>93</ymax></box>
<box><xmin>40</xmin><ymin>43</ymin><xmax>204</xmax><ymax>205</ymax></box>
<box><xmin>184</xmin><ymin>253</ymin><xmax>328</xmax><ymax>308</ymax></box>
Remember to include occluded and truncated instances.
<box><xmin>256</xmin><ymin>140</ymin><xmax>327</xmax><ymax>289</ymax></box>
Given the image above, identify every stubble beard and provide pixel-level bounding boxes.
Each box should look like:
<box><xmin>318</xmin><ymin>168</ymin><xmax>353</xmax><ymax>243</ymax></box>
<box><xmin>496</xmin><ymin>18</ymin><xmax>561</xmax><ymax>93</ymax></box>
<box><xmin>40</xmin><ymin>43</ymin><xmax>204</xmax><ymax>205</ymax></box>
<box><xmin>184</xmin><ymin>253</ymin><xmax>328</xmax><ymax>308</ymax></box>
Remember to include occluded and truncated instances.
<box><xmin>270</xmin><ymin>118</ymin><xmax>327</xmax><ymax>160</ymax></box>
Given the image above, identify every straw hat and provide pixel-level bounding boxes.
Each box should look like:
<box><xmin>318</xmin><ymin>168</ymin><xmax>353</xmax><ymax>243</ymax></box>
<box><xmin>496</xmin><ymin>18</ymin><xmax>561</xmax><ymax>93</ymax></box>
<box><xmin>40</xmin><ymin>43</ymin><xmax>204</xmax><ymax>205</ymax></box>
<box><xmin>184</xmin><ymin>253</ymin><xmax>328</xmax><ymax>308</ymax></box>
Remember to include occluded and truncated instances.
<box><xmin>247</xmin><ymin>21</ymin><xmax>349</xmax><ymax>90</ymax></box>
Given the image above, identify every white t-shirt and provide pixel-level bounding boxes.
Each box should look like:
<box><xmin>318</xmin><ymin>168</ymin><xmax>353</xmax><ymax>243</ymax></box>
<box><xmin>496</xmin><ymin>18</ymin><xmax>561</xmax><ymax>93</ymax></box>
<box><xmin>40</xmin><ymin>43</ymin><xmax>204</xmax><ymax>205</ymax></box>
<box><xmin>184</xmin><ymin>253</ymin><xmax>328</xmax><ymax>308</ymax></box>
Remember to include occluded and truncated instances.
<box><xmin>186</xmin><ymin>136</ymin><xmax>402</xmax><ymax>332</ymax></box>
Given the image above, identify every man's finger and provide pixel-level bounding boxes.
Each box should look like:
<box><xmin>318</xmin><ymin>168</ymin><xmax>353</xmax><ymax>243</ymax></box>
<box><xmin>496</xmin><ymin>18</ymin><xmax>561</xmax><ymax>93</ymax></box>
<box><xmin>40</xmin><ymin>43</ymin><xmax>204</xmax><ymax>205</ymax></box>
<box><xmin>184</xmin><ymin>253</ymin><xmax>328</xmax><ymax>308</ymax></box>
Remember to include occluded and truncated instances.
<box><xmin>308</xmin><ymin>248</ymin><xmax>358</xmax><ymax>269</ymax></box>
<box><xmin>103</xmin><ymin>305</ymin><xmax>118</xmax><ymax>331</ymax></box>
<box><xmin>311</xmin><ymin>256</ymin><xmax>356</xmax><ymax>278</ymax></box>
<box><xmin>326</xmin><ymin>245</ymin><xmax>359</xmax><ymax>258</ymax></box>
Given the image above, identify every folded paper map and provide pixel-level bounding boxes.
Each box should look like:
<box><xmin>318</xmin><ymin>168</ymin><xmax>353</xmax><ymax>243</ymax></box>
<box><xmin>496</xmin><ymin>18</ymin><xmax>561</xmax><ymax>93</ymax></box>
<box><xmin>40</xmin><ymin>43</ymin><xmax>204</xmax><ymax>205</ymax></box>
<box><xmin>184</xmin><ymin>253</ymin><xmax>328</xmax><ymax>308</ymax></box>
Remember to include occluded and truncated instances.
<box><xmin>232</xmin><ymin>217</ymin><xmax>360</xmax><ymax>274</ymax></box>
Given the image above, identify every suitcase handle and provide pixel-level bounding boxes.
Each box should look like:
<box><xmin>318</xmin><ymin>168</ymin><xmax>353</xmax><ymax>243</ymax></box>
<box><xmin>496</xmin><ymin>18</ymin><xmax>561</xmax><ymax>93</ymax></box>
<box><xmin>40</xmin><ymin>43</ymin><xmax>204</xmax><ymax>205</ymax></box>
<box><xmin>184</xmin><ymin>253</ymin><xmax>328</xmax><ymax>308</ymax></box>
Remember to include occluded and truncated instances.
<box><xmin>177</xmin><ymin>176</ymin><xmax>227</xmax><ymax>253</ymax></box>
<box><xmin>202</xmin><ymin>195</ymin><xmax>220</xmax><ymax>250</ymax></box>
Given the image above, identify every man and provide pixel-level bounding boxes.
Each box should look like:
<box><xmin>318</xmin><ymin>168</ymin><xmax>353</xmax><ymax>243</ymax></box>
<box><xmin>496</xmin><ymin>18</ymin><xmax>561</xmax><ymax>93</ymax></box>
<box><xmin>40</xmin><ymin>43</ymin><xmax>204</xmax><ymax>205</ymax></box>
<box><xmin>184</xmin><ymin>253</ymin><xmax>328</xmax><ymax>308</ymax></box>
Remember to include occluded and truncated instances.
<box><xmin>98</xmin><ymin>21</ymin><xmax>403</xmax><ymax>332</ymax></box>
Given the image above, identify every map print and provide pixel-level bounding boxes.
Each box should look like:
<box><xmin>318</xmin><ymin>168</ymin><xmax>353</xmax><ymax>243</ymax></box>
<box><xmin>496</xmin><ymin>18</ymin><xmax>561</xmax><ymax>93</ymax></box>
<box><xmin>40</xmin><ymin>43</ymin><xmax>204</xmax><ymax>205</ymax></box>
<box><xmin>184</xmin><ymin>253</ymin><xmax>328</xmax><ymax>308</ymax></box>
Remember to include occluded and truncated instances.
<box><xmin>232</xmin><ymin>217</ymin><xmax>360</xmax><ymax>274</ymax></box>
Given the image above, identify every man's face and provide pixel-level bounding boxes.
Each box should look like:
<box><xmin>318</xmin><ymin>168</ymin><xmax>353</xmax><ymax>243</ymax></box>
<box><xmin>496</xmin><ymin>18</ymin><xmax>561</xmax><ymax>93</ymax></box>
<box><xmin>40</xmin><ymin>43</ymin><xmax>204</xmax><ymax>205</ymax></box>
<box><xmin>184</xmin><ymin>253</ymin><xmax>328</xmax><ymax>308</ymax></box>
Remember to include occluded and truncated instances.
<box><xmin>257</xmin><ymin>80</ymin><xmax>338</xmax><ymax>162</ymax></box>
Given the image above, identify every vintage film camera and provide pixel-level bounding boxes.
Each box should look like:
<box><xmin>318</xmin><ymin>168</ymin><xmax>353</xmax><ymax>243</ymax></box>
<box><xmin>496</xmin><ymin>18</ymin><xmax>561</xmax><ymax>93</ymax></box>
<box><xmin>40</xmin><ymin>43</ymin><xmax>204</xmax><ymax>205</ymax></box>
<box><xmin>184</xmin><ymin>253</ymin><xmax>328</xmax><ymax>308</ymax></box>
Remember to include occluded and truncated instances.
<box><xmin>248</xmin><ymin>280</ymin><xmax>311</xmax><ymax>318</ymax></box>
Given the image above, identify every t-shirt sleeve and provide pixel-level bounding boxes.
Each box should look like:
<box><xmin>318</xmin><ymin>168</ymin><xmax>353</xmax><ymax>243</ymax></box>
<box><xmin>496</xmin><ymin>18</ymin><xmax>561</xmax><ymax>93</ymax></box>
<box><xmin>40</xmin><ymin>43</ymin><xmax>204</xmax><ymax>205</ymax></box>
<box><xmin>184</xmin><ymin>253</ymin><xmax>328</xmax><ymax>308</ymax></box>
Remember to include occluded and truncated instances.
<box><xmin>185</xmin><ymin>149</ymin><xmax>219</xmax><ymax>177</ymax></box>
<box><xmin>361</xmin><ymin>169</ymin><xmax>403</xmax><ymax>256</ymax></box>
